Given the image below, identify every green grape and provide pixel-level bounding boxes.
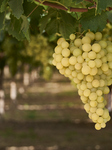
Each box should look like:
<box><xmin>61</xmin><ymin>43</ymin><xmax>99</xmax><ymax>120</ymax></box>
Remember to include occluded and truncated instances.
<box><xmin>83</xmin><ymin>89</ymin><xmax>91</xmax><ymax>97</ymax></box>
<box><xmin>82</xmin><ymin>65</ymin><xmax>91</xmax><ymax>75</ymax></box>
<box><xmin>57</xmin><ymin>38</ymin><xmax>65</xmax><ymax>45</ymax></box>
<box><xmin>73</xmin><ymin>48</ymin><xmax>82</xmax><ymax>57</ymax></box>
<box><xmin>82</xmin><ymin>43</ymin><xmax>92</xmax><ymax>52</ymax></box>
<box><xmin>74</xmin><ymin>38</ymin><xmax>82</xmax><ymax>47</ymax></box>
<box><xmin>92</xmin><ymin>79</ymin><xmax>100</xmax><ymax>88</ymax></box>
<box><xmin>88</xmin><ymin>51</ymin><xmax>96</xmax><ymax>59</ymax></box>
<box><xmin>69</xmin><ymin>56</ymin><xmax>77</xmax><ymax>65</ymax></box>
<box><xmin>90</xmin><ymin>101</ymin><xmax>97</xmax><ymax>107</ymax></box>
<box><xmin>89</xmin><ymin>92</ymin><xmax>97</xmax><ymax>101</ymax></box>
<box><xmin>56</xmin><ymin>62</ymin><xmax>63</xmax><ymax>69</ymax></box>
<box><xmin>95</xmin><ymin>123</ymin><xmax>101</xmax><ymax>130</ymax></box>
<box><xmin>82</xmin><ymin>36</ymin><xmax>91</xmax><ymax>44</ymax></box>
<box><xmin>69</xmin><ymin>34</ymin><xmax>76</xmax><ymax>40</ymax></box>
<box><xmin>99</xmin><ymin>40</ymin><xmax>107</xmax><ymax>49</ymax></box>
<box><xmin>55</xmin><ymin>46</ymin><xmax>62</xmax><ymax>54</ymax></box>
<box><xmin>55</xmin><ymin>54</ymin><xmax>63</xmax><ymax>62</ymax></box>
<box><xmin>61</xmin><ymin>58</ymin><xmax>69</xmax><ymax>67</ymax></box>
<box><xmin>86</xmin><ymin>31</ymin><xmax>95</xmax><ymax>40</ymax></box>
<box><xmin>88</xmin><ymin>60</ymin><xmax>95</xmax><ymax>68</ymax></box>
<box><xmin>96</xmin><ymin>108</ymin><xmax>104</xmax><ymax>116</ymax></box>
<box><xmin>61</xmin><ymin>41</ymin><xmax>69</xmax><ymax>48</ymax></box>
<box><xmin>95</xmin><ymin>32</ymin><xmax>102</xmax><ymax>41</ymax></box>
<box><xmin>92</xmin><ymin>43</ymin><xmax>101</xmax><ymax>53</ymax></box>
<box><xmin>62</xmin><ymin>48</ymin><xmax>70</xmax><ymax>57</ymax></box>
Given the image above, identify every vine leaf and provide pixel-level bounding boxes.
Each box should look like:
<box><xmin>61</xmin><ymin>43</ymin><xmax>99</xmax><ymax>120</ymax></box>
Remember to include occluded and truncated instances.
<box><xmin>60</xmin><ymin>0</ymin><xmax>72</xmax><ymax>7</ymax></box>
<box><xmin>80</xmin><ymin>9</ymin><xmax>107</xmax><ymax>32</ymax></box>
<box><xmin>96</xmin><ymin>0</ymin><xmax>112</xmax><ymax>14</ymax></box>
<box><xmin>72</xmin><ymin>0</ymin><xmax>83</xmax><ymax>4</ymax></box>
<box><xmin>39</xmin><ymin>8</ymin><xmax>57</xmax><ymax>33</ymax></box>
<box><xmin>40</xmin><ymin>8</ymin><xmax>77</xmax><ymax>39</ymax></box>
<box><xmin>7</xmin><ymin>15</ymin><xmax>30</xmax><ymax>41</ymax></box>
<box><xmin>59</xmin><ymin>10</ymin><xmax>77</xmax><ymax>39</ymax></box>
<box><xmin>8</xmin><ymin>0</ymin><xmax>24</xmax><ymax>19</ymax></box>
<box><xmin>46</xmin><ymin>18</ymin><xmax>59</xmax><ymax>35</ymax></box>
<box><xmin>107</xmin><ymin>10</ymin><xmax>112</xmax><ymax>23</ymax></box>
<box><xmin>0</xmin><ymin>12</ymin><xmax>5</xmax><ymax>30</ymax></box>
<box><xmin>0</xmin><ymin>0</ymin><xmax>8</xmax><ymax>12</ymax></box>
<box><xmin>21</xmin><ymin>15</ymin><xmax>30</xmax><ymax>41</ymax></box>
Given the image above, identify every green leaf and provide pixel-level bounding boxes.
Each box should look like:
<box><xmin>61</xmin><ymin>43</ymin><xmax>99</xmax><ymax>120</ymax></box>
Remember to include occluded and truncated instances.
<box><xmin>46</xmin><ymin>18</ymin><xmax>59</xmax><ymax>35</ymax></box>
<box><xmin>107</xmin><ymin>10</ymin><xmax>112</xmax><ymax>23</ymax></box>
<box><xmin>97</xmin><ymin>0</ymin><xmax>112</xmax><ymax>14</ymax></box>
<box><xmin>59</xmin><ymin>10</ymin><xmax>77</xmax><ymax>39</ymax></box>
<box><xmin>60</xmin><ymin>0</ymin><xmax>72</xmax><ymax>7</ymax></box>
<box><xmin>59</xmin><ymin>10</ymin><xmax>76</xmax><ymax>25</ymax></box>
<box><xmin>80</xmin><ymin>9</ymin><xmax>107</xmax><ymax>32</ymax></box>
<box><xmin>59</xmin><ymin>21</ymin><xmax>76</xmax><ymax>39</ymax></box>
<box><xmin>0</xmin><ymin>12</ymin><xmax>5</xmax><ymax>30</ymax></box>
<box><xmin>21</xmin><ymin>15</ymin><xmax>30</xmax><ymax>41</ymax></box>
<box><xmin>0</xmin><ymin>0</ymin><xmax>8</xmax><ymax>12</ymax></box>
<box><xmin>72</xmin><ymin>0</ymin><xmax>83</xmax><ymax>4</ymax></box>
<box><xmin>39</xmin><ymin>8</ymin><xmax>57</xmax><ymax>33</ymax></box>
<box><xmin>8</xmin><ymin>0</ymin><xmax>24</xmax><ymax>19</ymax></box>
<box><xmin>7</xmin><ymin>15</ymin><xmax>25</xmax><ymax>41</ymax></box>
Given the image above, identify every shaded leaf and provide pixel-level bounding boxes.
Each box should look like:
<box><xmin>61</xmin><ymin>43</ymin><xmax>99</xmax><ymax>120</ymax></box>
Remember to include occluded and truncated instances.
<box><xmin>7</xmin><ymin>15</ymin><xmax>24</xmax><ymax>41</ymax></box>
<box><xmin>59</xmin><ymin>20</ymin><xmax>76</xmax><ymax>39</ymax></box>
<box><xmin>8</xmin><ymin>0</ymin><xmax>24</xmax><ymax>19</ymax></box>
<box><xmin>97</xmin><ymin>0</ymin><xmax>112</xmax><ymax>14</ymax></box>
<box><xmin>0</xmin><ymin>12</ymin><xmax>5</xmax><ymax>30</ymax></box>
<box><xmin>46</xmin><ymin>18</ymin><xmax>59</xmax><ymax>35</ymax></box>
<box><xmin>39</xmin><ymin>8</ymin><xmax>57</xmax><ymax>33</ymax></box>
<box><xmin>0</xmin><ymin>0</ymin><xmax>8</xmax><ymax>12</ymax></box>
<box><xmin>107</xmin><ymin>10</ymin><xmax>112</xmax><ymax>23</ymax></box>
<box><xmin>80</xmin><ymin>9</ymin><xmax>107</xmax><ymax>32</ymax></box>
<box><xmin>60</xmin><ymin>0</ymin><xmax>72</xmax><ymax>7</ymax></box>
<box><xmin>21</xmin><ymin>15</ymin><xmax>30</xmax><ymax>41</ymax></box>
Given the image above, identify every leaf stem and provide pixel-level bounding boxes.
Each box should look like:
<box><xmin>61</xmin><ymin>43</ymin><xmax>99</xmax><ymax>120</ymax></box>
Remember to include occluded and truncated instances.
<box><xmin>27</xmin><ymin>5</ymin><xmax>39</xmax><ymax>18</ymax></box>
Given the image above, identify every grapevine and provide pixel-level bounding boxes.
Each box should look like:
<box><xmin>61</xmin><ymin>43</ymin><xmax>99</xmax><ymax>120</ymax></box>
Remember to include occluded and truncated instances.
<box><xmin>52</xmin><ymin>30</ymin><xmax>112</xmax><ymax>130</ymax></box>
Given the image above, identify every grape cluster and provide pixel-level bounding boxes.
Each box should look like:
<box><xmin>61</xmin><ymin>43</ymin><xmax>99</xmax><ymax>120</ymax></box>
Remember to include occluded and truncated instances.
<box><xmin>52</xmin><ymin>31</ymin><xmax>112</xmax><ymax>130</ymax></box>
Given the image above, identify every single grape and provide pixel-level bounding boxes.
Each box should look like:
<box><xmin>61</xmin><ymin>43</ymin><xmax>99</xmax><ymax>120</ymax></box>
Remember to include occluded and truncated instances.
<box><xmin>90</xmin><ymin>101</ymin><xmax>97</xmax><ymax>107</ymax></box>
<box><xmin>82</xmin><ymin>65</ymin><xmax>91</xmax><ymax>75</ymax></box>
<box><xmin>86</xmin><ymin>31</ymin><xmax>95</xmax><ymax>40</ymax></box>
<box><xmin>99</xmin><ymin>40</ymin><xmax>107</xmax><ymax>49</ymax></box>
<box><xmin>55</xmin><ymin>45</ymin><xmax>62</xmax><ymax>54</ymax></box>
<box><xmin>56</xmin><ymin>62</ymin><xmax>63</xmax><ymax>69</ymax></box>
<box><xmin>73</xmin><ymin>48</ymin><xmax>82</xmax><ymax>57</ymax></box>
<box><xmin>61</xmin><ymin>58</ymin><xmax>69</xmax><ymax>67</ymax></box>
<box><xmin>88</xmin><ymin>51</ymin><xmax>96</xmax><ymax>59</ymax></box>
<box><xmin>82</xmin><ymin>36</ymin><xmax>91</xmax><ymax>44</ymax></box>
<box><xmin>89</xmin><ymin>92</ymin><xmax>97</xmax><ymax>101</ymax></box>
<box><xmin>57</xmin><ymin>38</ymin><xmax>65</xmax><ymax>45</ymax></box>
<box><xmin>95</xmin><ymin>123</ymin><xmax>101</xmax><ymax>130</ymax></box>
<box><xmin>69</xmin><ymin>34</ymin><xmax>76</xmax><ymax>40</ymax></box>
<box><xmin>74</xmin><ymin>38</ymin><xmax>82</xmax><ymax>47</ymax></box>
<box><xmin>92</xmin><ymin>79</ymin><xmax>100</xmax><ymax>88</ymax></box>
<box><xmin>61</xmin><ymin>41</ymin><xmax>69</xmax><ymax>48</ymax></box>
<box><xmin>88</xmin><ymin>60</ymin><xmax>95</xmax><ymax>68</ymax></box>
<box><xmin>69</xmin><ymin>56</ymin><xmax>77</xmax><ymax>65</ymax></box>
<box><xmin>96</xmin><ymin>108</ymin><xmax>104</xmax><ymax>116</ymax></box>
<box><xmin>95</xmin><ymin>32</ymin><xmax>102</xmax><ymax>41</ymax></box>
<box><xmin>92</xmin><ymin>43</ymin><xmax>101</xmax><ymax>53</ymax></box>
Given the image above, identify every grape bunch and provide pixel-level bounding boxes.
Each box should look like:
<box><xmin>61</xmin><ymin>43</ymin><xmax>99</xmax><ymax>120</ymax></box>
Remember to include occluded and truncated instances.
<box><xmin>52</xmin><ymin>31</ymin><xmax>112</xmax><ymax>130</ymax></box>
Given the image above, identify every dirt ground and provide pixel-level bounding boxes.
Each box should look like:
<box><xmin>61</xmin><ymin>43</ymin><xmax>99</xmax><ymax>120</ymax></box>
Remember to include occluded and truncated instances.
<box><xmin>0</xmin><ymin>72</ymin><xmax>112</xmax><ymax>150</ymax></box>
